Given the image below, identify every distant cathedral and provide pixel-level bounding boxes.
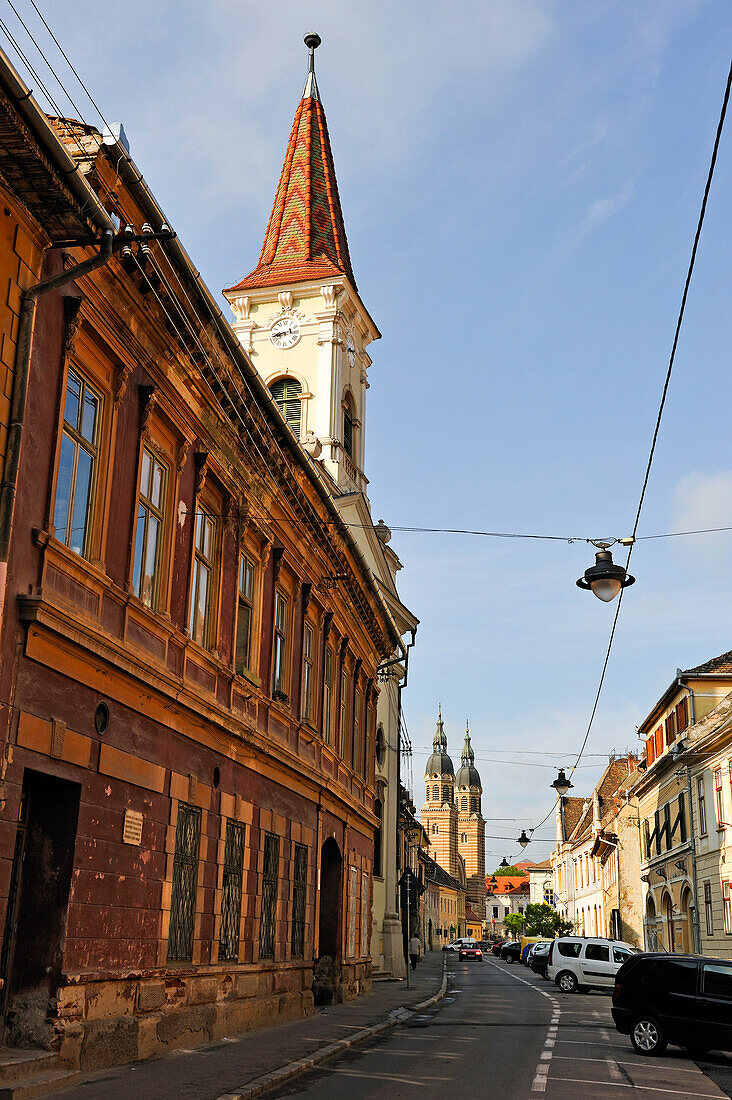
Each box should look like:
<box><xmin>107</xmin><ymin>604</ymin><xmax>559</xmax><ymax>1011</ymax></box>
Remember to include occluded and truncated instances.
<box><xmin>421</xmin><ymin>709</ymin><xmax>486</xmax><ymax>905</ymax></box>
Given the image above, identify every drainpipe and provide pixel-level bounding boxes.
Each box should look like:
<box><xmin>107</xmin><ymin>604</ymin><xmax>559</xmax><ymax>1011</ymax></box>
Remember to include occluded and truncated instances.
<box><xmin>0</xmin><ymin>230</ymin><xmax>114</xmax><ymax>621</ymax></box>
<box><xmin>684</xmin><ymin>763</ymin><xmax>701</xmax><ymax>952</ymax></box>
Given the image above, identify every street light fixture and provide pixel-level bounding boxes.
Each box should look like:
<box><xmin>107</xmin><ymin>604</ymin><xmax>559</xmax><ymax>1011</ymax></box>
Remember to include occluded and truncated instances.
<box><xmin>499</xmin><ymin>857</ymin><xmax>510</xmax><ymax>869</ymax></box>
<box><xmin>517</xmin><ymin>829</ymin><xmax>531</xmax><ymax>849</ymax></box>
<box><xmin>576</xmin><ymin>542</ymin><xmax>635</xmax><ymax>603</ymax></box>
<box><xmin>551</xmin><ymin>769</ymin><xmax>573</xmax><ymax>797</ymax></box>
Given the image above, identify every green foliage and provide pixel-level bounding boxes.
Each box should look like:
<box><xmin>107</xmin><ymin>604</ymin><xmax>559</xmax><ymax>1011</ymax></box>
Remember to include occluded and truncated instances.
<box><xmin>493</xmin><ymin>865</ymin><xmax>522</xmax><ymax>877</ymax></box>
<box><xmin>503</xmin><ymin>913</ymin><xmax>524</xmax><ymax>935</ymax></box>
<box><xmin>520</xmin><ymin>903</ymin><xmax>575</xmax><ymax>938</ymax></box>
<box><xmin>554</xmin><ymin>915</ymin><xmax>575</xmax><ymax>936</ymax></box>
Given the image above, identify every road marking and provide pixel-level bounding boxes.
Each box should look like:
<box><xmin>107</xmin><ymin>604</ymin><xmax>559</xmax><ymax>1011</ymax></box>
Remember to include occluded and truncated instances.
<box><xmin>485</xmin><ymin>959</ymin><xmax>561</xmax><ymax>1095</ymax></box>
<box><xmin>606</xmin><ymin>1055</ymin><xmax>623</xmax><ymax>1082</ymax></box>
<box><xmin>547</xmin><ymin>1078</ymin><xmax>721</xmax><ymax>1097</ymax></box>
<box><xmin>552</xmin><ymin>1055</ymin><xmax>703</xmax><ymax>1075</ymax></box>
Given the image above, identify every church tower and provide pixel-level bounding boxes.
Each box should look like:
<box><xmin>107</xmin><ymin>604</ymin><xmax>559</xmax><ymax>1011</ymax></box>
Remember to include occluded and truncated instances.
<box><xmin>420</xmin><ymin>709</ymin><xmax>459</xmax><ymax>879</ymax></box>
<box><xmin>223</xmin><ymin>32</ymin><xmax>379</xmax><ymax>496</ymax></box>
<box><xmin>455</xmin><ymin>723</ymin><xmax>486</xmax><ymax>905</ymax></box>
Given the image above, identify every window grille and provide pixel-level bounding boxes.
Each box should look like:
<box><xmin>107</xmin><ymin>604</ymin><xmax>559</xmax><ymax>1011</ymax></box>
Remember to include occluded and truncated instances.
<box><xmin>53</xmin><ymin>367</ymin><xmax>100</xmax><ymax>558</ymax></box>
<box><xmin>168</xmin><ymin>803</ymin><xmax>201</xmax><ymax>961</ymax></box>
<box><xmin>259</xmin><ymin>832</ymin><xmax>279</xmax><ymax>958</ymax></box>
<box><xmin>219</xmin><ymin>820</ymin><xmax>245</xmax><ymax>962</ymax></box>
<box><xmin>270</xmin><ymin>378</ymin><xmax>302</xmax><ymax>438</ymax></box>
<box><xmin>291</xmin><ymin>844</ymin><xmax>307</xmax><ymax>958</ymax></box>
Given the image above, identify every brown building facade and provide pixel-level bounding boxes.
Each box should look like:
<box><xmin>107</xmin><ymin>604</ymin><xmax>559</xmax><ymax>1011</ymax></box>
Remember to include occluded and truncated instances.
<box><xmin>0</xmin><ymin>51</ymin><xmax>397</xmax><ymax>1072</ymax></box>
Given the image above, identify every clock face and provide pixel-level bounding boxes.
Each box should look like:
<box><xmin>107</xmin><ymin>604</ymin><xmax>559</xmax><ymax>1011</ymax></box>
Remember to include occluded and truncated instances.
<box><xmin>346</xmin><ymin>334</ymin><xmax>356</xmax><ymax>368</ymax></box>
<box><xmin>270</xmin><ymin>316</ymin><xmax>301</xmax><ymax>349</ymax></box>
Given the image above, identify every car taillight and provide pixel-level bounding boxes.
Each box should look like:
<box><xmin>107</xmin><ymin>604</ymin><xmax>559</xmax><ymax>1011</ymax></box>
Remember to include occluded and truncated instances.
<box><xmin>476</xmin><ymin>950</ymin><xmax>482</xmax><ymax>956</ymax></box>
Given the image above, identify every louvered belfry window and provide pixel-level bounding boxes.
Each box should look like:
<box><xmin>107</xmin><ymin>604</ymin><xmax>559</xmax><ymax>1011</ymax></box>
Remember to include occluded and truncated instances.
<box><xmin>219</xmin><ymin>820</ymin><xmax>245</xmax><ymax>962</ymax></box>
<box><xmin>270</xmin><ymin>378</ymin><xmax>302</xmax><ymax>439</ymax></box>
<box><xmin>168</xmin><ymin>803</ymin><xmax>201</xmax><ymax>962</ymax></box>
<box><xmin>259</xmin><ymin>832</ymin><xmax>280</xmax><ymax>959</ymax></box>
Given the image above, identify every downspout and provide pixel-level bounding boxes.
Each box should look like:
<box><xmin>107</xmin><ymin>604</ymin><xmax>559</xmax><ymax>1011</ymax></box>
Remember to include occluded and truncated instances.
<box><xmin>684</xmin><ymin>762</ymin><xmax>701</xmax><ymax>952</ymax></box>
<box><xmin>0</xmin><ymin>230</ymin><xmax>114</xmax><ymax>621</ymax></box>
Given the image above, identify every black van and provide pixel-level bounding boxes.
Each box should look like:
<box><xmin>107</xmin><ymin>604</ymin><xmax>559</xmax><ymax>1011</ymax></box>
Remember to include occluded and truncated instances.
<box><xmin>613</xmin><ymin>953</ymin><xmax>732</xmax><ymax>1056</ymax></box>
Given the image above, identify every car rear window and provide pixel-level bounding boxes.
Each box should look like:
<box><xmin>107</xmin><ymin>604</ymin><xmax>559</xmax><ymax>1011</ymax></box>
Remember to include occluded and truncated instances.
<box><xmin>557</xmin><ymin>941</ymin><xmax>582</xmax><ymax>958</ymax></box>
<box><xmin>585</xmin><ymin>944</ymin><xmax>609</xmax><ymax>961</ymax></box>
<box><xmin>703</xmin><ymin>962</ymin><xmax>732</xmax><ymax>998</ymax></box>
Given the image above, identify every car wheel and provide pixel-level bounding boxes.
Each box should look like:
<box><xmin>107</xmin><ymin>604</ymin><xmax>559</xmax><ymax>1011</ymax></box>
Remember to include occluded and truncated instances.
<box><xmin>505</xmin><ymin>955</ymin><xmax>515</xmax><ymax>964</ymax></box>
<box><xmin>630</xmin><ymin>1016</ymin><xmax>667</xmax><ymax>1056</ymax></box>
<box><xmin>556</xmin><ymin>971</ymin><xmax>578</xmax><ymax>993</ymax></box>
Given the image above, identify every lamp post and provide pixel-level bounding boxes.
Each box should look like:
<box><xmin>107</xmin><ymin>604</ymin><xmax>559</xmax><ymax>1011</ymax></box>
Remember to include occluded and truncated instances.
<box><xmin>576</xmin><ymin>541</ymin><xmax>635</xmax><ymax>603</ymax></box>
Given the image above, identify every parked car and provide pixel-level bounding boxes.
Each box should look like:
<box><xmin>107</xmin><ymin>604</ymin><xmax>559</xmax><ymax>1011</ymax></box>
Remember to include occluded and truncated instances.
<box><xmin>476</xmin><ymin>940</ymin><xmax>491</xmax><ymax>952</ymax></box>
<box><xmin>546</xmin><ymin>936</ymin><xmax>637</xmax><ymax>993</ymax></box>
<box><xmin>525</xmin><ymin>941</ymin><xmax>551</xmax><ymax>966</ymax></box>
<box><xmin>520</xmin><ymin>936</ymin><xmax>550</xmax><ymax>964</ymax></box>
<box><xmin>459</xmin><ymin>944</ymin><xmax>483</xmax><ymax>960</ymax></box>
<box><xmin>443</xmin><ymin>938</ymin><xmax>477</xmax><ymax>953</ymax></box>
<box><xmin>491</xmin><ymin>940</ymin><xmax>507</xmax><ymax>956</ymax></box>
<box><xmin>613</xmin><ymin>953</ymin><xmax>732</xmax><ymax>1057</ymax></box>
<box><xmin>531</xmin><ymin>941</ymin><xmax>552</xmax><ymax>979</ymax></box>
<box><xmin>500</xmin><ymin>941</ymin><xmax>522</xmax><ymax>964</ymax></box>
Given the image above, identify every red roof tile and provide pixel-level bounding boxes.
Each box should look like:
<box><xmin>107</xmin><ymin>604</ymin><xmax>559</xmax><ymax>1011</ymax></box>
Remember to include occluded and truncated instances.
<box><xmin>225</xmin><ymin>91</ymin><xmax>354</xmax><ymax>294</ymax></box>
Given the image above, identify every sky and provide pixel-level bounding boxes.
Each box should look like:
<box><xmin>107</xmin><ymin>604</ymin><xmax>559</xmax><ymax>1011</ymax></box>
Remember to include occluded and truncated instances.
<box><xmin>5</xmin><ymin>1</ymin><xmax>731</xmax><ymax>867</ymax></box>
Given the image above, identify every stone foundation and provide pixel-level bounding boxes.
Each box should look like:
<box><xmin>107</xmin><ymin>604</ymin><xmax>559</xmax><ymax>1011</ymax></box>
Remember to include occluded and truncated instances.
<box><xmin>50</xmin><ymin>965</ymin><xmax>315</xmax><ymax>1071</ymax></box>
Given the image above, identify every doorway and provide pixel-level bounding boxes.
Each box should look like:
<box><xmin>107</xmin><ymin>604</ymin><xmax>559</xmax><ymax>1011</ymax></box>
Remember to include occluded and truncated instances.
<box><xmin>1</xmin><ymin>770</ymin><xmax>81</xmax><ymax>1047</ymax></box>
<box><xmin>313</xmin><ymin>837</ymin><xmax>342</xmax><ymax>1006</ymax></box>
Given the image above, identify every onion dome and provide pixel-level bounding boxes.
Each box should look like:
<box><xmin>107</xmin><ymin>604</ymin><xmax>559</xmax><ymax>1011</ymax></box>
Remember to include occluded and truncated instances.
<box><xmin>425</xmin><ymin>706</ymin><xmax>454</xmax><ymax>777</ymax></box>
<box><xmin>455</xmin><ymin>722</ymin><xmax>481</xmax><ymax>790</ymax></box>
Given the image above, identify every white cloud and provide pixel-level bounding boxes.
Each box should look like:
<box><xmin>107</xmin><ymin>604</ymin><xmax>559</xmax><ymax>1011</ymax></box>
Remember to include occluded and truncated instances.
<box><xmin>671</xmin><ymin>470</ymin><xmax>732</xmax><ymax>568</ymax></box>
<box><xmin>587</xmin><ymin>184</ymin><xmax>633</xmax><ymax>226</ymax></box>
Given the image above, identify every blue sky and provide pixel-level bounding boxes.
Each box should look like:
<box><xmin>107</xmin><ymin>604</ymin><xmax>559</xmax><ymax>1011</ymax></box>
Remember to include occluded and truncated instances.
<box><xmin>8</xmin><ymin>1</ymin><xmax>731</xmax><ymax>866</ymax></box>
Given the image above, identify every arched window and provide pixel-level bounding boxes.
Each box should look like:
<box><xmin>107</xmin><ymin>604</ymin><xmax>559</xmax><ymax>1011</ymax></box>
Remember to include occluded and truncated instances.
<box><xmin>343</xmin><ymin>397</ymin><xmax>354</xmax><ymax>458</ymax></box>
<box><xmin>432</xmin><ymin>823</ymin><xmax>439</xmax><ymax>836</ymax></box>
<box><xmin>460</xmin><ymin>795</ymin><xmax>468</xmax><ymax>812</ymax></box>
<box><xmin>375</xmin><ymin>726</ymin><xmax>386</xmax><ymax>769</ymax></box>
<box><xmin>460</xmin><ymin>833</ymin><xmax>468</xmax><ymax>844</ymax></box>
<box><xmin>470</xmin><ymin>797</ymin><xmax>477</xmax><ymax>813</ymax></box>
<box><xmin>432</xmin><ymin>784</ymin><xmax>439</xmax><ymax>801</ymax></box>
<box><xmin>270</xmin><ymin>378</ymin><xmax>302</xmax><ymax>438</ymax></box>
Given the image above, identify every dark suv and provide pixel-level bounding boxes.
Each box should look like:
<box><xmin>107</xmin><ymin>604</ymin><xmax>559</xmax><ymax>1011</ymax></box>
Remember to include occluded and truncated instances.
<box><xmin>613</xmin><ymin>953</ymin><xmax>732</xmax><ymax>1057</ymax></box>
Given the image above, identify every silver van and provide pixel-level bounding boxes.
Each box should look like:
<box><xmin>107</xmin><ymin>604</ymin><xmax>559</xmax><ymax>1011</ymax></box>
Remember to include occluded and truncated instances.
<box><xmin>546</xmin><ymin>936</ymin><xmax>637</xmax><ymax>993</ymax></box>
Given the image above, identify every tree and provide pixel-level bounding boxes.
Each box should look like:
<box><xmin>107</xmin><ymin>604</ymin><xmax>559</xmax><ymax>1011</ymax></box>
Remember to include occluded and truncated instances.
<box><xmin>493</xmin><ymin>865</ymin><xmax>522</xmax><ymax>877</ymax></box>
<box><xmin>503</xmin><ymin>913</ymin><xmax>524</xmax><ymax>936</ymax></box>
<box><xmin>522</xmin><ymin>903</ymin><xmax>574</xmax><ymax>938</ymax></box>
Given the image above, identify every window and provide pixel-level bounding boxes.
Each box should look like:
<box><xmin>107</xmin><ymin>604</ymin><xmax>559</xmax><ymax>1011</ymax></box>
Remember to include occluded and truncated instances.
<box><xmin>470</xmin><ymin>797</ymin><xmax>478</xmax><ymax>813</ymax></box>
<box><xmin>270</xmin><ymin>377</ymin><xmax>302</xmax><ymax>438</ymax></box>
<box><xmin>133</xmin><ymin>447</ymin><xmax>166</xmax><ymax>607</ymax></box>
<box><xmin>432</xmin><ymin>784</ymin><xmax>439</xmax><ymax>801</ymax></box>
<box><xmin>189</xmin><ymin>508</ymin><xmax>216</xmax><ymax>646</ymax></box>
<box><xmin>343</xmin><ymin>401</ymin><xmax>354</xmax><ymax>458</ymax></box>
<box><xmin>348</xmin><ymin>866</ymin><xmax>357</xmax><ymax>956</ymax></box>
<box><xmin>302</xmin><ymin>623</ymin><xmax>314</xmax><ymax>723</ymax></box>
<box><xmin>442</xmin><ymin>786</ymin><xmax>451</xmax><ymax>803</ymax></box>
<box><xmin>665</xmin><ymin>711</ymin><xmax>676</xmax><ymax>746</ymax></box>
<box><xmin>340</xmin><ymin>670</ymin><xmax>348</xmax><ymax>754</ymax></box>
<box><xmin>677</xmin><ymin>793</ymin><xmax>687</xmax><ymax>843</ymax></box>
<box><xmin>664</xmin><ymin>802</ymin><xmax>672</xmax><ymax>850</ymax></box>
<box><xmin>291</xmin><ymin>843</ymin><xmax>307</xmax><ymax>958</ymax></box>
<box><xmin>649</xmin><ymin>958</ymin><xmax>697</xmax><ymax>994</ymax></box>
<box><xmin>460</xmin><ymin>833</ymin><xmax>468</xmax><ymax>843</ymax></box>
<box><xmin>703</xmin><ymin>962</ymin><xmax>732</xmax><ymax>998</ymax></box>
<box><xmin>725</xmin><ymin>882</ymin><xmax>732</xmax><ymax>936</ymax></box>
<box><xmin>374</xmin><ymin>799</ymin><xmax>383</xmax><ymax>877</ymax></box>
<box><xmin>272</xmin><ymin>591</ymin><xmax>289</xmax><ymax>698</ymax></box>
<box><xmin>259</xmin><ymin>833</ymin><xmax>279</xmax><ymax>959</ymax></box>
<box><xmin>654</xmin><ymin>725</ymin><xmax>663</xmax><ymax>758</ymax></box>
<box><xmin>53</xmin><ymin>367</ymin><xmax>100</xmax><ymax>557</ymax></box>
<box><xmin>698</xmin><ymin>777</ymin><xmax>708</xmax><ymax>836</ymax></box>
<box><xmin>557</xmin><ymin>941</ymin><xmax>582</xmax><ymax>958</ymax></box>
<box><xmin>219</xmin><ymin>820</ymin><xmax>245</xmax><ymax>961</ymax></box>
<box><xmin>705</xmin><ymin>882</ymin><xmax>714</xmax><ymax>936</ymax></box>
<box><xmin>236</xmin><ymin>555</ymin><xmax>256</xmax><ymax>673</ymax></box>
<box><xmin>585</xmin><ymin>943</ymin><xmax>609</xmax><ymax>962</ymax></box>
<box><xmin>168</xmin><ymin>803</ymin><xmax>201</xmax><ymax>962</ymax></box>
<box><xmin>352</xmin><ymin>688</ymin><xmax>361</xmax><ymax>771</ymax></box>
<box><xmin>360</xmin><ymin>872</ymin><xmax>369</xmax><ymax>956</ymax></box>
<box><xmin>676</xmin><ymin>696</ymin><xmax>689</xmax><ymax>734</ymax></box>
<box><xmin>323</xmin><ymin>647</ymin><xmax>333</xmax><ymax>743</ymax></box>
<box><xmin>432</xmin><ymin>824</ymin><xmax>439</xmax><ymax>835</ymax></box>
<box><xmin>492</xmin><ymin>905</ymin><xmax>499</xmax><ymax>919</ymax></box>
<box><xmin>460</xmin><ymin>796</ymin><xmax>467</xmax><ymax>811</ymax></box>
<box><xmin>715</xmin><ymin>768</ymin><xmax>725</xmax><ymax>828</ymax></box>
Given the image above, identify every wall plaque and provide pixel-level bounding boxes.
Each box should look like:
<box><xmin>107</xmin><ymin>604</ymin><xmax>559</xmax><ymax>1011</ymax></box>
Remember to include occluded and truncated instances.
<box><xmin>123</xmin><ymin>809</ymin><xmax>143</xmax><ymax>845</ymax></box>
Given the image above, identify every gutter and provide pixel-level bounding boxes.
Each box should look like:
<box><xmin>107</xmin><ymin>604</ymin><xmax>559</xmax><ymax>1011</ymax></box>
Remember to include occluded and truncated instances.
<box><xmin>97</xmin><ymin>135</ymin><xmax>400</xmax><ymax>651</ymax></box>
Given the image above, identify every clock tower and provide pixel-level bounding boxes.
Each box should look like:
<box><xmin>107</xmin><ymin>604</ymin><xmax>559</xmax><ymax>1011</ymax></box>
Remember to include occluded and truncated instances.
<box><xmin>223</xmin><ymin>32</ymin><xmax>379</xmax><ymax>497</ymax></box>
<box><xmin>224</xmin><ymin>35</ymin><xmax>418</xmax><ymax>982</ymax></box>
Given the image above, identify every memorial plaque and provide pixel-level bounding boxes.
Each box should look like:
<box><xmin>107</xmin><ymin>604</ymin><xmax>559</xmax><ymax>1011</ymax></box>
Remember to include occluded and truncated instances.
<box><xmin>123</xmin><ymin>809</ymin><xmax>143</xmax><ymax>845</ymax></box>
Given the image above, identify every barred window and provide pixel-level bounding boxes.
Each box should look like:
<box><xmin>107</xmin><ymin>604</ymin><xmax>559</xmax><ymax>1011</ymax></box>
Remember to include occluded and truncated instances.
<box><xmin>259</xmin><ymin>832</ymin><xmax>279</xmax><ymax>959</ymax></box>
<box><xmin>291</xmin><ymin>843</ymin><xmax>307</xmax><ymax>958</ymax></box>
<box><xmin>167</xmin><ymin>803</ymin><xmax>201</xmax><ymax>962</ymax></box>
<box><xmin>219</xmin><ymin>820</ymin><xmax>245</xmax><ymax>962</ymax></box>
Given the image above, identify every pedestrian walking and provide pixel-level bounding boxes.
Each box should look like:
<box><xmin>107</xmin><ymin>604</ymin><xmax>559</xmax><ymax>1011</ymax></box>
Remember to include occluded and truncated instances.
<box><xmin>409</xmin><ymin>935</ymin><xmax>421</xmax><ymax>970</ymax></box>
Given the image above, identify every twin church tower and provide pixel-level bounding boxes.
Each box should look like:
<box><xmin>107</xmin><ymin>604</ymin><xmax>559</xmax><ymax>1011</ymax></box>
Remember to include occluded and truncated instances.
<box><xmin>421</xmin><ymin>711</ymin><xmax>486</xmax><ymax>905</ymax></box>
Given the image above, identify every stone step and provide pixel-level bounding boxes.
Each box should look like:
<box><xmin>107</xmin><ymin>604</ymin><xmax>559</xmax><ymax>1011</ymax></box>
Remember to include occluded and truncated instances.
<box><xmin>0</xmin><ymin>1052</ymin><xmax>58</xmax><ymax>1088</ymax></box>
<box><xmin>0</xmin><ymin>1069</ymin><xmax>81</xmax><ymax>1100</ymax></box>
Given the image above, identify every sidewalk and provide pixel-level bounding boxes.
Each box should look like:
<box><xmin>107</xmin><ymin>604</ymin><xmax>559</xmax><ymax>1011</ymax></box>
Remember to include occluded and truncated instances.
<box><xmin>52</xmin><ymin>951</ymin><xmax>448</xmax><ymax>1100</ymax></box>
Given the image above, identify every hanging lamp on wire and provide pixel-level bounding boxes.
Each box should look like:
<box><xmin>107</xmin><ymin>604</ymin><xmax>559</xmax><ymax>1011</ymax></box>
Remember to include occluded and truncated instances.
<box><xmin>576</xmin><ymin>539</ymin><xmax>635</xmax><ymax>603</ymax></box>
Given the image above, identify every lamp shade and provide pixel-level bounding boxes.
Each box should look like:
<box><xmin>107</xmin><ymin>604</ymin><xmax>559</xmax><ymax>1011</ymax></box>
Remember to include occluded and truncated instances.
<box><xmin>577</xmin><ymin>549</ymin><xmax>635</xmax><ymax>603</ymax></box>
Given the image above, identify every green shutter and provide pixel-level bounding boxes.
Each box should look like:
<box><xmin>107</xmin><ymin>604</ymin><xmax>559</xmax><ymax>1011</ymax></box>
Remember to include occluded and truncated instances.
<box><xmin>270</xmin><ymin>378</ymin><xmax>302</xmax><ymax>439</ymax></box>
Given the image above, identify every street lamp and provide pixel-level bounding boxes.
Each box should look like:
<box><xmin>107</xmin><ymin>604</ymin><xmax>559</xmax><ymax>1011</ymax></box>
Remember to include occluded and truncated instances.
<box><xmin>551</xmin><ymin>769</ymin><xmax>573</xmax><ymax>797</ymax></box>
<box><xmin>499</xmin><ymin>857</ymin><xmax>510</xmax><ymax>869</ymax></box>
<box><xmin>517</xmin><ymin>829</ymin><xmax>531</xmax><ymax>849</ymax></box>
<box><xmin>576</xmin><ymin>543</ymin><xmax>635</xmax><ymax>603</ymax></box>
<box><xmin>488</xmin><ymin>875</ymin><xmax>498</xmax><ymax>889</ymax></box>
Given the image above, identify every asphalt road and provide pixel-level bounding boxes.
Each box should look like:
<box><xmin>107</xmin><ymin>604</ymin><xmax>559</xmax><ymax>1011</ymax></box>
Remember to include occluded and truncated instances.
<box><xmin>269</xmin><ymin>954</ymin><xmax>731</xmax><ymax>1100</ymax></box>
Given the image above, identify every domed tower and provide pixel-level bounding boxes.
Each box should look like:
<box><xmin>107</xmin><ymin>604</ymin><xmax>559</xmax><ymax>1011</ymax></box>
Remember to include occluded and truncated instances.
<box><xmin>421</xmin><ymin>707</ymin><xmax>459</xmax><ymax>878</ymax></box>
<box><xmin>456</xmin><ymin>722</ymin><xmax>486</xmax><ymax>905</ymax></box>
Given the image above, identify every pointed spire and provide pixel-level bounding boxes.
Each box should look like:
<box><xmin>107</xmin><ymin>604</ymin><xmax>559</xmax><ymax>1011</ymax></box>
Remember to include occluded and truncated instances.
<box><xmin>225</xmin><ymin>32</ymin><xmax>354</xmax><ymax>294</ymax></box>
<box><xmin>433</xmin><ymin>705</ymin><xmax>447</xmax><ymax>752</ymax></box>
<box><xmin>461</xmin><ymin>721</ymin><xmax>474</xmax><ymax>766</ymax></box>
<box><xmin>302</xmin><ymin>32</ymin><xmax>321</xmax><ymax>103</ymax></box>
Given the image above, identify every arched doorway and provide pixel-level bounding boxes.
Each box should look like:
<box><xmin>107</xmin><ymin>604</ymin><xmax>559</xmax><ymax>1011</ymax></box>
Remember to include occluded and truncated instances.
<box><xmin>664</xmin><ymin>893</ymin><xmax>675</xmax><ymax>953</ymax></box>
<box><xmin>314</xmin><ymin>837</ymin><xmax>343</xmax><ymax>1006</ymax></box>
<box><xmin>428</xmin><ymin>918</ymin><xmax>433</xmax><ymax>950</ymax></box>
<box><xmin>645</xmin><ymin>894</ymin><xmax>658</xmax><ymax>950</ymax></box>
<box><xmin>679</xmin><ymin>885</ymin><xmax>693</xmax><ymax>953</ymax></box>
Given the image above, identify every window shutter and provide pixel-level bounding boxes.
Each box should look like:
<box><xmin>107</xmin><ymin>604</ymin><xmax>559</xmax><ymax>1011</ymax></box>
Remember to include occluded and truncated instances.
<box><xmin>655</xmin><ymin>726</ymin><xmax>663</xmax><ymax>756</ymax></box>
<box><xmin>270</xmin><ymin>378</ymin><xmax>302</xmax><ymax>439</ymax></box>
<box><xmin>646</xmin><ymin>735</ymin><xmax>655</xmax><ymax>765</ymax></box>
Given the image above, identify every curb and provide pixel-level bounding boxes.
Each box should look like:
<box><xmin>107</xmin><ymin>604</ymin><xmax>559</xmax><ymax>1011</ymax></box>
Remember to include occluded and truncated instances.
<box><xmin>217</xmin><ymin>956</ymin><xmax>449</xmax><ymax>1100</ymax></box>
